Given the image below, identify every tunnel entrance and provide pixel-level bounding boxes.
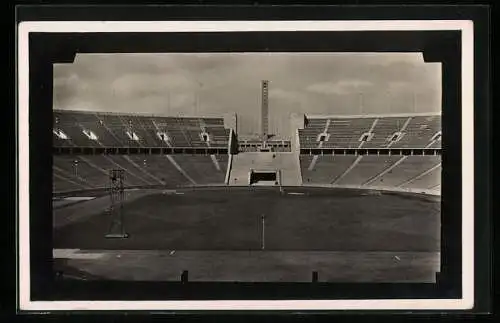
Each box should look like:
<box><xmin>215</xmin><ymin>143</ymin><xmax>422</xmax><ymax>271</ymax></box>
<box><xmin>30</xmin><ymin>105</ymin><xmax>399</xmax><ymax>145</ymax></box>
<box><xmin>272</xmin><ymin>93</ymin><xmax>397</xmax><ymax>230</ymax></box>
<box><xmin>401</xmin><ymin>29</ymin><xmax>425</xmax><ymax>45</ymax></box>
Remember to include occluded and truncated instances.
<box><xmin>249</xmin><ymin>170</ymin><xmax>280</xmax><ymax>186</ymax></box>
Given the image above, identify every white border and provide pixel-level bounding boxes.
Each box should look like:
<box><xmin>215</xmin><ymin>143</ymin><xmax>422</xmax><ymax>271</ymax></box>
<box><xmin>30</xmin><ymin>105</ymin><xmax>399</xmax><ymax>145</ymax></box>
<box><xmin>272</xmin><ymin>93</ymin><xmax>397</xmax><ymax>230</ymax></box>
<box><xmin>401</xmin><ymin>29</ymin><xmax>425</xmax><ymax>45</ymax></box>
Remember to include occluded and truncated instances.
<box><xmin>17</xmin><ymin>20</ymin><xmax>474</xmax><ymax>311</ymax></box>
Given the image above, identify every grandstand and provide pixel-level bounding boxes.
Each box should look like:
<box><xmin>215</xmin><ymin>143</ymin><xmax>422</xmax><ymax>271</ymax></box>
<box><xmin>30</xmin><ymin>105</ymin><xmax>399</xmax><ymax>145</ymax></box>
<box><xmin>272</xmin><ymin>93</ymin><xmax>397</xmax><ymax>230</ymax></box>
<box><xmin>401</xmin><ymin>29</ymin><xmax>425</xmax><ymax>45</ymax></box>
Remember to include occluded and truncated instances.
<box><xmin>299</xmin><ymin>113</ymin><xmax>441</xmax><ymax>149</ymax></box>
<box><xmin>52</xmin><ymin>110</ymin><xmax>441</xmax><ymax>195</ymax></box>
<box><xmin>53</xmin><ymin>154</ymin><xmax>228</xmax><ymax>192</ymax></box>
<box><xmin>53</xmin><ymin>110</ymin><xmax>231</xmax><ymax>149</ymax></box>
<box><xmin>300</xmin><ymin>155</ymin><xmax>440</xmax><ymax>192</ymax></box>
<box><xmin>294</xmin><ymin>113</ymin><xmax>441</xmax><ymax>194</ymax></box>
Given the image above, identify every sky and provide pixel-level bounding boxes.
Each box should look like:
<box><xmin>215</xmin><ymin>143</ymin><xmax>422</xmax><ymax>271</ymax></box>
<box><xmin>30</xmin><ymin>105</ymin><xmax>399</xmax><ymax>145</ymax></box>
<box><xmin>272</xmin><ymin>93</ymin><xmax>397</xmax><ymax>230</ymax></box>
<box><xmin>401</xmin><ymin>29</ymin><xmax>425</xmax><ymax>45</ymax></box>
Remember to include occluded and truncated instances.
<box><xmin>54</xmin><ymin>53</ymin><xmax>441</xmax><ymax>136</ymax></box>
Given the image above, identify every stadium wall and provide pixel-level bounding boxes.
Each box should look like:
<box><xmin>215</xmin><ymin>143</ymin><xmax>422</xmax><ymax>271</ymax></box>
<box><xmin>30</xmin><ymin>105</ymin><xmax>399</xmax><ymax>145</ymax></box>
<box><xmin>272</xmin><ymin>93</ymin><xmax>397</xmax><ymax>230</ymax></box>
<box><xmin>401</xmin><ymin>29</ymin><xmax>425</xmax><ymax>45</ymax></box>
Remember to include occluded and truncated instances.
<box><xmin>290</xmin><ymin>113</ymin><xmax>305</xmax><ymax>153</ymax></box>
<box><xmin>301</xmin><ymin>183</ymin><xmax>441</xmax><ymax>196</ymax></box>
<box><xmin>225</xmin><ymin>154</ymin><xmax>233</xmax><ymax>185</ymax></box>
<box><xmin>53</xmin><ymin>183</ymin><xmax>440</xmax><ymax>200</ymax></box>
<box><xmin>305</xmin><ymin>112</ymin><xmax>441</xmax><ymax>119</ymax></box>
<box><xmin>228</xmin><ymin>128</ymin><xmax>239</xmax><ymax>154</ymax></box>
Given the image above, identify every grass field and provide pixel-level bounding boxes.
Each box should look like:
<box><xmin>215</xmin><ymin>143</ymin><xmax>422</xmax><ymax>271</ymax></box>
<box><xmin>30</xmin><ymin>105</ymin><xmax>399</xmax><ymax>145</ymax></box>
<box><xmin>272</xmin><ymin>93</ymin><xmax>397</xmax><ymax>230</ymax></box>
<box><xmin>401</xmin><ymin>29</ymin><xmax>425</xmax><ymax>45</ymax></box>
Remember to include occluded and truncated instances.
<box><xmin>53</xmin><ymin>187</ymin><xmax>441</xmax><ymax>282</ymax></box>
<box><xmin>54</xmin><ymin>187</ymin><xmax>441</xmax><ymax>251</ymax></box>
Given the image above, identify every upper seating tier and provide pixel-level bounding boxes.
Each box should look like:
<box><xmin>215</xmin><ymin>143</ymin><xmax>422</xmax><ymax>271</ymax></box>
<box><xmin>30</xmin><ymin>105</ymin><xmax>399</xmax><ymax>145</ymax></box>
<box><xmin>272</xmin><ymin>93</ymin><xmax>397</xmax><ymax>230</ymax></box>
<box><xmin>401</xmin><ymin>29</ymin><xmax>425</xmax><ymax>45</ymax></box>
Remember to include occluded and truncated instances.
<box><xmin>53</xmin><ymin>110</ymin><xmax>231</xmax><ymax>149</ymax></box>
<box><xmin>299</xmin><ymin>115</ymin><xmax>441</xmax><ymax>149</ymax></box>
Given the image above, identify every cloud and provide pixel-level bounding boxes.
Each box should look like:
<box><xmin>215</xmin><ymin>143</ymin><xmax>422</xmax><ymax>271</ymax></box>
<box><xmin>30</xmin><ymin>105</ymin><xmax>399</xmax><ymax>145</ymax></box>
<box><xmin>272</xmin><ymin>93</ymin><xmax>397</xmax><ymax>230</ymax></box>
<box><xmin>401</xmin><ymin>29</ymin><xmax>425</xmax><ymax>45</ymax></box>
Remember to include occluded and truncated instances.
<box><xmin>387</xmin><ymin>81</ymin><xmax>413</xmax><ymax>91</ymax></box>
<box><xmin>170</xmin><ymin>93</ymin><xmax>195</xmax><ymax>109</ymax></box>
<box><xmin>306</xmin><ymin>80</ymin><xmax>373</xmax><ymax>95</ymax></box>
<box><xmin>374</xmin><ymin>53</ymin><xmax>424</xmax><ymax>66</ymax></box>
<box><xmin>54</xmin><ymin>53</ymin><xmax>441</xmax><ymax>136</ymax></box>
<box><xmin>269</xmin><ymin>88</ymin><xmax>303</xmax><ymax>102</ymax></box>
<box><xmin>54</xmin><ymin>100</ymin><xmax>100</xmax><ymax>112</ymax></box>
<box><xmin>110</xmin><ymin>73</ymin><xmax>195</xmax><ymax>98</ymax></box>
<box><xmin>53</xmin><ymin>73</ymin><xmax>79</xmax><ymax>87</ymax></box>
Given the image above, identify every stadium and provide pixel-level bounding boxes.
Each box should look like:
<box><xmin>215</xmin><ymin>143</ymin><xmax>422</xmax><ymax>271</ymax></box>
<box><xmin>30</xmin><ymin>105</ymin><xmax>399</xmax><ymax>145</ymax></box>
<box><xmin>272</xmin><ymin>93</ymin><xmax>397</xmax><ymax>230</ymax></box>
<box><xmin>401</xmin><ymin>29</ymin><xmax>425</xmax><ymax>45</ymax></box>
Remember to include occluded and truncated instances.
<box><xmin>52</xmin><ymin>56</ymin><xmax>441</xmax><ymax>283</ymax></box>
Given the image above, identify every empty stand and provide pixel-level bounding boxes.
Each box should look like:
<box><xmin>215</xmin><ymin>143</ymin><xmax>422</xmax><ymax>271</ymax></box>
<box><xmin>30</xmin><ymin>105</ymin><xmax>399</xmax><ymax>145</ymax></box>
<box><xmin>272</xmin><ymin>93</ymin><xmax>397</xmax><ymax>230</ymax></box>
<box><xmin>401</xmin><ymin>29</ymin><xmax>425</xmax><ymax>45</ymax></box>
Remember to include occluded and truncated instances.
<box><xmin>53</xmin><ymin>173</ymin><xmax>85</xmax><ymax>192</ymax></box>
<box><xmin>299</xmin><ymin>117</ymin><xmax>377</xmax><ymax>148</ymax></box>
<box><xmin>53</xmin><ymin>110</ymin><xmax>231</xmax><ymax>148</ymax></box>
<box><xmin>426</xmin><ymin>140</ymin><xmax>442</xmax><ymax>149</ymax></box>
<box><xmin>362</xmin><ymin>117</ymin><xmax>409</xmax><ymax>148</ymax></box>
<box><xmin>298</xmin><ymin>115</ymin><xmax>441</xmax><ymax>149</ymax></box>
<box><xmin>52</xmin><ymin>154</ymin><xmax>229</xmax><ymax>193</ymax></box>
<box><xmin>125</xmin><ymin>155</ymin><xmax>193</xmax><ymax>186</ymax></box>
<box><xmin>54</xmin><ymin>111</ymin><xmax>105</xmax><ymax>147</ymax></box>
<box><xmin>324</xmin><ymin>118</ymin><xmax>376</xmax><ymax>148</ymax></box>
<box><xmin>298</xmin><ymin>154</ymin><xmax>441</xmax><ymax>193</ymax></box>
<box><xmin>390</xmin><ymin>116</ymin><xmax>441</xmax><ymax>148</ymax></box>
<box><xmin>53</xmin><ymin>155</ymin><xmax>107</xmax><ymax>189</ymax></box>
<box><xmin>99</xmin><ymin>114</ymin><xmax>145</xmax><ymax>147</ymax></box>
<box><xmin>52</xmin><ymin>110</ymin><xmax>441</xmax><ymax>195</ymax></box>
<box><xmin>335</xmin><ymin>156</ymin><xmax>402</xmax><ymax>186</ymax></box>
<box><xmin>298</xmin><ymin>118</ymin><xmax>328</xmax><ymax>148</ymax></box>
<box><xmin>130</xmin><ymin>116</ymin><xmax>164</xmax><ymax>147</ymax></box>
<box><xmin>368</xmin><ymin>156</ymin><xmax>441</xmax><ymax>188</ymax></box>
<box><xmin>171</xmin><ymin>155</ymin><xmax>228</xmax><ymax>185</ymax></box>
<box><xmin>400</xmin><ymin>163</ymin><xmax>442</xmax><ymax>190</ymax></box>
<box><xmin>300</xmin><ymin>155</ymin><xmax>358</xmax><ymax>184</ymax></box>
<box><xmin>107</xmin><ymin>155</ymin><xmax>165</xmax><ymax>186</ymax></box>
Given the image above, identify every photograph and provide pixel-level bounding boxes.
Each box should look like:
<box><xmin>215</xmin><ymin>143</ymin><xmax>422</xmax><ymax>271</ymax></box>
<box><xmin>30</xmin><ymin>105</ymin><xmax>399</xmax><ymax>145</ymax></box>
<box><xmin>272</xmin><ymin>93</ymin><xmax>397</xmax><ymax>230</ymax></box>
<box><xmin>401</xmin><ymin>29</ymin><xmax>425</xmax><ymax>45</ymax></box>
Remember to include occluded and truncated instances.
<box><xmin>51</xmin><ymin>52</ymin><xmax>442</xmax><ymax>283</ymax></box>
<box><xmin>17</xmin><ymin>16</ymin><xmax>486</xmax><ymax>312</ymax></box>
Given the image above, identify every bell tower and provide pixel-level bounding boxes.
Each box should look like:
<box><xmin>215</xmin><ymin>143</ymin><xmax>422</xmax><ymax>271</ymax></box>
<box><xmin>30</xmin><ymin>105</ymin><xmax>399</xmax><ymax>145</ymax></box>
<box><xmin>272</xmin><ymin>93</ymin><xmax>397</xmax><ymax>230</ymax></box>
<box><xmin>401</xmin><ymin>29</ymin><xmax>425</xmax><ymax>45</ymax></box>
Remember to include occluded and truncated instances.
<box><xmin>261</xmin><ymin>80</ymin><xmax>269</xmax><ymax>141</ymax></box>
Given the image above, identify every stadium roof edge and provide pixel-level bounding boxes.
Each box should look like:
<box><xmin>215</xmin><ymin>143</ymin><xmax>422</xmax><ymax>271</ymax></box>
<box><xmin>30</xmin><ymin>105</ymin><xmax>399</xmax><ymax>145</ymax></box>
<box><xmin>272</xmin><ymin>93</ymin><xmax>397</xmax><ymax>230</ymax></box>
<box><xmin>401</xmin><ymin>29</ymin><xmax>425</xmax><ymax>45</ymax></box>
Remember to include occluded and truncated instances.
<box><xmin>53</xmin><ymin>109</ymin><xmax>226</xmax><ymax>119</ymax></box>
<box><xmin>305</xmin><ymin>112</ymin><xmax>441</xmax><ymax>119</ymax></box>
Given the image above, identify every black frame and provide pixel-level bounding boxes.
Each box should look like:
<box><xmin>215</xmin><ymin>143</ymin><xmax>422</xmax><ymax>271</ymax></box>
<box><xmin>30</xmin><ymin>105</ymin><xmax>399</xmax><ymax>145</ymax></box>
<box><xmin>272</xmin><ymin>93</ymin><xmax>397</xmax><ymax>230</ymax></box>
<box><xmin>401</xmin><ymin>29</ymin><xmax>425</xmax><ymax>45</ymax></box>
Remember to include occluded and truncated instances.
<box><xmin>15</xmin><ymin>5</ymin><xmax>491</xmax><ymax>313</ymax></box>
<box><xmin>28</xmin><ymin>29</ymin><xmax>463</xmax><ymax>301</ymax></box>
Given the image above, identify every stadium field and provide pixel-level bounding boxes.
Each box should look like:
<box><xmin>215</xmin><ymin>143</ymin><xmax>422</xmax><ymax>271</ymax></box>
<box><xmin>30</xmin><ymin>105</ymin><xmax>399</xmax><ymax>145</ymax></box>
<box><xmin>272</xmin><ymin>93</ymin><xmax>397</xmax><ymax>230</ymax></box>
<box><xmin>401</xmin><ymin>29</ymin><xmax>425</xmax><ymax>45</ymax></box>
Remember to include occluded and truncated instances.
<box><xmin>53</xmin><ymin>187</ymin><xmax>440</xmax><ymax>282</ymax></box>
<box><xmin>54</xmin><ymin>187</ymin><xmax>440</xmax><ymax>251</ymax></box>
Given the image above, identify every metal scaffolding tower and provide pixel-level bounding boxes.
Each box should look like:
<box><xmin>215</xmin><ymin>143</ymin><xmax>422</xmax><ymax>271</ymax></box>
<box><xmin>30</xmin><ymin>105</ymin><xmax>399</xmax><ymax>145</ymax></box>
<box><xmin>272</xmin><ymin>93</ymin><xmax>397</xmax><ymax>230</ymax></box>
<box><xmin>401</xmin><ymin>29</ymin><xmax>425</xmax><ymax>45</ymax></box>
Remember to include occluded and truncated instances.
<box><xmin>105</xmin><ymin>169</ymin><xmax>129</xmax><ymax>239</ymax></box>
